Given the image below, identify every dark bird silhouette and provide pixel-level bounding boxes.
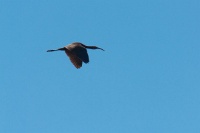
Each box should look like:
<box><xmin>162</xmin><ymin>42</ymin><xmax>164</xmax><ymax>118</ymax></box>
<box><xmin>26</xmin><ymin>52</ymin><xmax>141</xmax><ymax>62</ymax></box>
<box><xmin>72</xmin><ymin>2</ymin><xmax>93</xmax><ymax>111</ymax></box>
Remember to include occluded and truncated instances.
<box><xmin>47</xmin><ymin>42</ymin><xmax>104</xmax><ymax>69</ymax></box>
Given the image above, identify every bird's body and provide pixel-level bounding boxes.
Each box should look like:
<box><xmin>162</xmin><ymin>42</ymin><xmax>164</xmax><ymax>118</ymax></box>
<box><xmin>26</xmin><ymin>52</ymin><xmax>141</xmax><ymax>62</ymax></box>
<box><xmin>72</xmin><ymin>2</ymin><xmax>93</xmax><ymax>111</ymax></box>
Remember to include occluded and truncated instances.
<box><xmin>47</xmin><ymin>42</ymin><xmax>104</xmax><ymax>69</ymax></box>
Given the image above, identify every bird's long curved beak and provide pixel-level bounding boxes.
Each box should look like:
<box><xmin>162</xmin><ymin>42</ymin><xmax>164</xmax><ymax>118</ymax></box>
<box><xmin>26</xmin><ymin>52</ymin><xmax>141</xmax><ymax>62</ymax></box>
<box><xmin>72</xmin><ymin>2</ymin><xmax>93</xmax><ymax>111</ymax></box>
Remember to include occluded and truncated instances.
<box><xmin>98</xmin><ymin>47</ymin><xmax>105</xmax><ymax>51</ymax></box>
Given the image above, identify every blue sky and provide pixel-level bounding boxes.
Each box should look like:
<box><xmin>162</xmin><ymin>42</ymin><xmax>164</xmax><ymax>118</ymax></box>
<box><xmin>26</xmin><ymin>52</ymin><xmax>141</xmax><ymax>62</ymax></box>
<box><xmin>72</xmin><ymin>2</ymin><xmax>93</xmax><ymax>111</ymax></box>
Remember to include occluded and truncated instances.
<box><xmin>1</xmin><ymin>0</ymin><xmax>200</xmax><ymax>133</ymax></box>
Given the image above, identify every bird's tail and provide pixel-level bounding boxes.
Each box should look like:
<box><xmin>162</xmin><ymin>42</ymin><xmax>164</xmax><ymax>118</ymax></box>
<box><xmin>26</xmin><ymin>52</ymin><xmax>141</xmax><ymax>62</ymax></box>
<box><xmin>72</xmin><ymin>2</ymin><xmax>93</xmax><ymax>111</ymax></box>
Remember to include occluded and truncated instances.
<box><xmin>47</xmin><ymin>47</ymin><xmax>65</xmax><ymax>52</ymax></box>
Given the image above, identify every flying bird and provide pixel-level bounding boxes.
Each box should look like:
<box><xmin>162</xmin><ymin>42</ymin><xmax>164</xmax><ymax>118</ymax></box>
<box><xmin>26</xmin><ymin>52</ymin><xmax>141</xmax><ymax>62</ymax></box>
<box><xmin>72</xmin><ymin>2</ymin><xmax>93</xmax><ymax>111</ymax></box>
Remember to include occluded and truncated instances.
<box><xmin>47</xmin><ymin>42</ymin><xmax>104</xmax><ymax>69</ymax></box>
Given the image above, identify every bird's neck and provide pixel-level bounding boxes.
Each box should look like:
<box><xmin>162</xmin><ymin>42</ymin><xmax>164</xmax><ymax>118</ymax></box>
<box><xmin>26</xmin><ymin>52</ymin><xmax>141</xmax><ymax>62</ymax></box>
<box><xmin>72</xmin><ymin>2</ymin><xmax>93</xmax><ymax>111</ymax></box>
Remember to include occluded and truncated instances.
<box><xmin>85</xmin><ymin>46</ymin><xmax>96</xmax><ymax>49</ymax></box>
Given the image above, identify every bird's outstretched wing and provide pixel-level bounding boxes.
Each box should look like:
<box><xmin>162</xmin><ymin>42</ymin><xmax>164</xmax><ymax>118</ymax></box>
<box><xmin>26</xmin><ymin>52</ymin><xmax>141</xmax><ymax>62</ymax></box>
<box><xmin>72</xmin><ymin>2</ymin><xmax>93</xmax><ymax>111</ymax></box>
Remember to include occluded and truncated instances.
<box><xmin>66</xmin><ymin>43</ymin><xmax>89</xmax><ymax>63</ymax></box>
<box><xmin>74</xmin><ymin>47</ymin><xmax>89</xmax><ymax>63</ymax></box>
<box><xmin>65</xmin><ymin>51</ymin><xmax>82</xmax><ymax>69</ymax></box>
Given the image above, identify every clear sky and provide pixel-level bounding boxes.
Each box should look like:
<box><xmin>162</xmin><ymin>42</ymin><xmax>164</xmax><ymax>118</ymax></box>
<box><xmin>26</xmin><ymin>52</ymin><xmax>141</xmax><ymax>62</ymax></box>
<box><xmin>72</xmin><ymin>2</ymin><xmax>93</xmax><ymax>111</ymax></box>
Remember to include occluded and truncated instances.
<box><xmin>1</xmin><ymin>0</ymin><xmax>200</xmax><ymax>133</ymax></box>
